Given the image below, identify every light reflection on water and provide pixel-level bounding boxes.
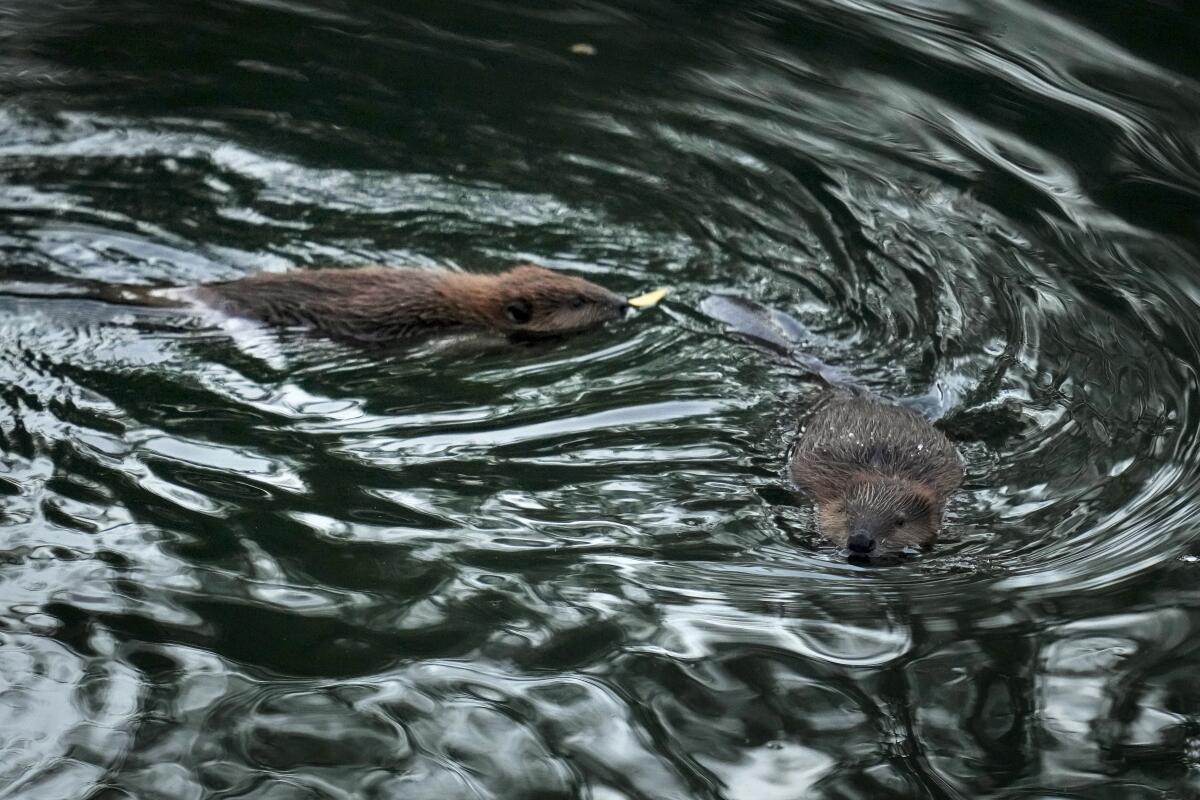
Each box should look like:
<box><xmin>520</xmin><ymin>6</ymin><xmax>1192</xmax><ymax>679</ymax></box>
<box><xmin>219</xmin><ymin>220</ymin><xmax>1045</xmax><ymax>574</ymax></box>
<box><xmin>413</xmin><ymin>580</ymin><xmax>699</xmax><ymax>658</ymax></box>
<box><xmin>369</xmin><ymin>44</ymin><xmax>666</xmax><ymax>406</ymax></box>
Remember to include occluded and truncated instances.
<box><xmin>2</xmin><ymin>0</ymin><xmax>1200</xmax><ymax>798</ymax></box>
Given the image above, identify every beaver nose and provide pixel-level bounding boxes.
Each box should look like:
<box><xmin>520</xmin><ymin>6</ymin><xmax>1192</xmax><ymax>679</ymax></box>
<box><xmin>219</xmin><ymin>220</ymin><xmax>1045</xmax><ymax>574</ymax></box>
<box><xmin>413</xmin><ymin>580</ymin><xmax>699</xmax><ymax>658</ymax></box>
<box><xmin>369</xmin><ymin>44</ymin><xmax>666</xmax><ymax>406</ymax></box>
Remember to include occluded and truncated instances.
<box><xmin>617</xmin><ymin>302</ymin><xmax>633</xmax><ymax>319</ymax></box>
<box><xmin>847</xmin><ymin>532</ymin><xmax>876</xmax><ymax>554</ymax></box>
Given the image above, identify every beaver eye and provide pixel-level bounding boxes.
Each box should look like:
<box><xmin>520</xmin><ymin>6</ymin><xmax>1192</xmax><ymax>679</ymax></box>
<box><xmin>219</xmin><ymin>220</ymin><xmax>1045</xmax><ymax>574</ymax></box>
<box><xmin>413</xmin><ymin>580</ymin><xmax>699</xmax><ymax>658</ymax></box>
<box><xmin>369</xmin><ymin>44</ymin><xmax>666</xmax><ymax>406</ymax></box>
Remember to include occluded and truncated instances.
<box><xmin>895</xmin><ymin>517</ymin><xmax>906</xmax><ymax>528</ymax></box>
<box><xmin>569</xmin><ymin>295</ymin><xmax>586</xmax><ymax>309</ymax></box>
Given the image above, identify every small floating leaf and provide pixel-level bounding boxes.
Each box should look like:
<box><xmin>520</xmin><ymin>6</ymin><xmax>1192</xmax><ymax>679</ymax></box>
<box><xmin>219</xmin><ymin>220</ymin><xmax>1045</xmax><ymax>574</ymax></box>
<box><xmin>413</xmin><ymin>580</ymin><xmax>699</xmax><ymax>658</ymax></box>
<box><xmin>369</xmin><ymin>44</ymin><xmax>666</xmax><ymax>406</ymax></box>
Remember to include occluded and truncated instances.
<box><xmin>569</xmin><ymin>43</ymin><xmax>597</xmax><ymax>56</ymax></box>
<box><xmin>628</xmin><ymin>287</ymin><xmax>668</xmax><ymax>308</ymax></box>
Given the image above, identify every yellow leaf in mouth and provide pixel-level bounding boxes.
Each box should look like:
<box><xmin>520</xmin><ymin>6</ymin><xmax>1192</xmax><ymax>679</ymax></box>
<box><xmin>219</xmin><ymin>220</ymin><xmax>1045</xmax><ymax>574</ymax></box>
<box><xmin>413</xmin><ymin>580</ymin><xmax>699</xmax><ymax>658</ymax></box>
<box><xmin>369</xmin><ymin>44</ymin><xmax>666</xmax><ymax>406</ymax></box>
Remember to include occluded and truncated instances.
<box><xmin>627</xmin><ymin>288</ymin><xmax>668</xmax><ymax>309</ymax></box>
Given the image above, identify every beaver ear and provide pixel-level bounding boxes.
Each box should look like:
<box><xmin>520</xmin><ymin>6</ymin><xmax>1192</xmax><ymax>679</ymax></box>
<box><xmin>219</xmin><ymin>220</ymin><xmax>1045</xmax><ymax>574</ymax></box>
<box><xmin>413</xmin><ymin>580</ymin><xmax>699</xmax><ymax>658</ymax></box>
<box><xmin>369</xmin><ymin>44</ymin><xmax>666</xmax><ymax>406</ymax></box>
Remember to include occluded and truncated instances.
<box><xmin>504</xmin><ymin>298</ymin><xmax>532</xmax><ymax>324</ymax></box>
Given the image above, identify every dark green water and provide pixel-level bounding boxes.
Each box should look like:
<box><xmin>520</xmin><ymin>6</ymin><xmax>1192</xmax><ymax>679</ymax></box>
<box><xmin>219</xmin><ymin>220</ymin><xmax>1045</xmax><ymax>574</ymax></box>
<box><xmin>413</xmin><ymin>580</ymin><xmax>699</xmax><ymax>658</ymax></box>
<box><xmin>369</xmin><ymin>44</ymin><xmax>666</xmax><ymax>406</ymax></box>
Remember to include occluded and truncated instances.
<box><xmin>3</xmin><ymin>1</ymin><xmax>1200</xmax><ymax>798</ymax></box>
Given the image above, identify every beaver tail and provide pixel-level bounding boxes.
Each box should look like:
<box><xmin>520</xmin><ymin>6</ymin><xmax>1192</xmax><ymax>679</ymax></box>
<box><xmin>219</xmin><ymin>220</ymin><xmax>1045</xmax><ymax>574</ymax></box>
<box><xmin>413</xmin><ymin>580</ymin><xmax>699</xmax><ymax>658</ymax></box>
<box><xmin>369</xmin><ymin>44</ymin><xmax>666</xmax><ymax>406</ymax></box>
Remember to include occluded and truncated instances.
<box><xmin>700</xmin><ymin>293</ymin><xmax>857</xmax><ymax>389</ymax></box>
<box><xmin>0</xmin><ymin>281</ymin><xmax>190</xmax><ymax>309</ymax></box>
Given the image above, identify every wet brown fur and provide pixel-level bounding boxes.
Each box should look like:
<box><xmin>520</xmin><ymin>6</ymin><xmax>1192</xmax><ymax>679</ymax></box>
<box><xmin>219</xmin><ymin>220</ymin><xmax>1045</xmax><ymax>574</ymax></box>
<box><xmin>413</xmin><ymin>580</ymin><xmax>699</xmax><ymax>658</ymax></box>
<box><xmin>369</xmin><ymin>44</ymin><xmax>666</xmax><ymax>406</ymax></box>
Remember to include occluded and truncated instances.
<box><xmin>193</xmin><ymin>264</ymin><xmax>630</xmax><ymax>343</ymax></box>
<box><xmin>790</xmin><ymin>393</ymin><xmax>963</xmax><ymax>555</ymax></box>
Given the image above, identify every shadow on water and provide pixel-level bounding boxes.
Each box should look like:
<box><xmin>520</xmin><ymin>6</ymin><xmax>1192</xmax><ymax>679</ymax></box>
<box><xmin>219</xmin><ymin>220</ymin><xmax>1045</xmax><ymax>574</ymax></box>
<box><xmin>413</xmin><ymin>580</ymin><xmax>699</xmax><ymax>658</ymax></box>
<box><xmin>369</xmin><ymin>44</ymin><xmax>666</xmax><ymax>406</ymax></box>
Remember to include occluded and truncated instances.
<box><xmin>3</xmin><ymin>0</ymin><xmax>1200</xmax><ymax>798</ymax></box>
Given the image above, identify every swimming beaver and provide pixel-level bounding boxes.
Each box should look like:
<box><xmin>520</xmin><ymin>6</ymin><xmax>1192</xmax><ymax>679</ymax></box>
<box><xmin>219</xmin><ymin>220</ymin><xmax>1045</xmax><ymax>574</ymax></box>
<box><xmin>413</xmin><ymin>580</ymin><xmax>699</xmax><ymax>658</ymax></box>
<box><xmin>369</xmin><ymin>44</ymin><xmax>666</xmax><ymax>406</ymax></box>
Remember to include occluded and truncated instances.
<box><xmin>192</xmin><ymin>264</ymin><xmax>633</xmax><ymax>342</ymax></box>
<box><xmin>701</xmin><ymin>294</ymin><xmax>965</xmax><ymax>557</ymax></box>
<box><xmin>789</xmin><ymin>392</ymin><xmax>963</xmax><ymax>556</ymax></box>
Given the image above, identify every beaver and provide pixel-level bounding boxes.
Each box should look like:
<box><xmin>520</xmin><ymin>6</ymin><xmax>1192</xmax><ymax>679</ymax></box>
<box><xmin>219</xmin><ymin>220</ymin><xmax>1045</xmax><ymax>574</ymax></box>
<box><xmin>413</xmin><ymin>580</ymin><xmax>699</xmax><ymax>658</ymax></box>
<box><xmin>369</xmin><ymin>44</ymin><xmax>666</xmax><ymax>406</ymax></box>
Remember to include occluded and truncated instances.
<box><xmin>190</xmin><ymin>264</ymin><xmax>634</xmax><ymax>343</ymax></box>
<box><xmin>701</xmin><ymin>294</ymin><xmax>965</xmax><ymax>557</ymax></box>
<box><xmin>789</xmin><ymin>393</ymin><xmax>963</xmax><ymax>556</ymax></box>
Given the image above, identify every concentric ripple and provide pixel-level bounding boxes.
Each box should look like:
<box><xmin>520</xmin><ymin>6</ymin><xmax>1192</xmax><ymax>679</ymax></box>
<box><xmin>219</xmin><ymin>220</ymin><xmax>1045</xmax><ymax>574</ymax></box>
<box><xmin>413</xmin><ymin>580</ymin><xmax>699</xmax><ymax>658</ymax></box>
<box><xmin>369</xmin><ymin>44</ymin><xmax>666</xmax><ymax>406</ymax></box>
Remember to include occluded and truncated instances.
<box><xmin>3</xmin><ymin>1</ymin><xmax>1200</xmax><ymax>798</ymax></box>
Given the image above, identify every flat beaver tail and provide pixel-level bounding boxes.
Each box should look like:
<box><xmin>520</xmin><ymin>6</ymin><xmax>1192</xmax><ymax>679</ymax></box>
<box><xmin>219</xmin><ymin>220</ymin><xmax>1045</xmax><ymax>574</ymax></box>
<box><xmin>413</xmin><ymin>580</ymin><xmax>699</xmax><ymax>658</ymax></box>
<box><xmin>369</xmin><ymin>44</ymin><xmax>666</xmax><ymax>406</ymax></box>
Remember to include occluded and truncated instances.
<box><xmin>0</xmin><ymin>281</ymin><xmax>189</xmax><ymax>309</ymax></box>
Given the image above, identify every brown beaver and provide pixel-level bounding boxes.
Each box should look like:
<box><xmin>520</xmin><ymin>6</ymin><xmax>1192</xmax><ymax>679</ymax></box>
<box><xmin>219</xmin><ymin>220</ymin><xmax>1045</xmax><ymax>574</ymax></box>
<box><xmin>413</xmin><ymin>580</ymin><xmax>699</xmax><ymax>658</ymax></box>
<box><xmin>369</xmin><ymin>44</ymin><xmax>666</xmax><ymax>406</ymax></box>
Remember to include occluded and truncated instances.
<box><xmin>789</xmin><ymin>393</ymin><xmax>963</xmax><ymax>556</ymax></box>
<box><xmin>189</xmin><ymin>264</ymin><xmax>633</xmax><ymax>343</ymax></box>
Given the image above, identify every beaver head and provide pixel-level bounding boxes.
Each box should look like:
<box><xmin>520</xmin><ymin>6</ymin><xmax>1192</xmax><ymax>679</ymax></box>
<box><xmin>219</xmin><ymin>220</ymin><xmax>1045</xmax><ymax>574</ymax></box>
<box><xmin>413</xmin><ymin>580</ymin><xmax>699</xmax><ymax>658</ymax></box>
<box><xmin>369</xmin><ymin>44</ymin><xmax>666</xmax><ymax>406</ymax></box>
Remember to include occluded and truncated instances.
<box><xmin>817</xmin><ymin>478</ymin><xmax>941</xmax><ymax>556</ymax></box>
<box><xmin>487</xmin><ymin>265</ymin><xmax>632</xmax><ymax>336</ymax></box>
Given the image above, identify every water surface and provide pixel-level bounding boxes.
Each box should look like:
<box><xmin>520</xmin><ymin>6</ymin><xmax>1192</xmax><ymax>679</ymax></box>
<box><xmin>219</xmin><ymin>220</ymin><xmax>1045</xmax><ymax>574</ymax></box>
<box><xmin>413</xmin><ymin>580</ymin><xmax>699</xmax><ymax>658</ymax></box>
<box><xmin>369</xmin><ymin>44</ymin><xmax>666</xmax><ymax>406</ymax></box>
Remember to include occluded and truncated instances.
<box><xmin>3</xmin><ymin>1</ymin><xmax>1200</xmax><ymax>798</ymax></box>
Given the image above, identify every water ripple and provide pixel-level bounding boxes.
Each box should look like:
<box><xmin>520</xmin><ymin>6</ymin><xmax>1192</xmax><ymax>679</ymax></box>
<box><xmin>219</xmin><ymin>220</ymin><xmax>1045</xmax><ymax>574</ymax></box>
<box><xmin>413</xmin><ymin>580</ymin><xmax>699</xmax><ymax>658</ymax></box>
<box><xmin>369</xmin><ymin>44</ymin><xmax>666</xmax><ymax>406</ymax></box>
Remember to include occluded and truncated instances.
<box><xmin>3</xmin><ymin>0</ymin><xmax>1200</xmax><ymax>797</ymax></box>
